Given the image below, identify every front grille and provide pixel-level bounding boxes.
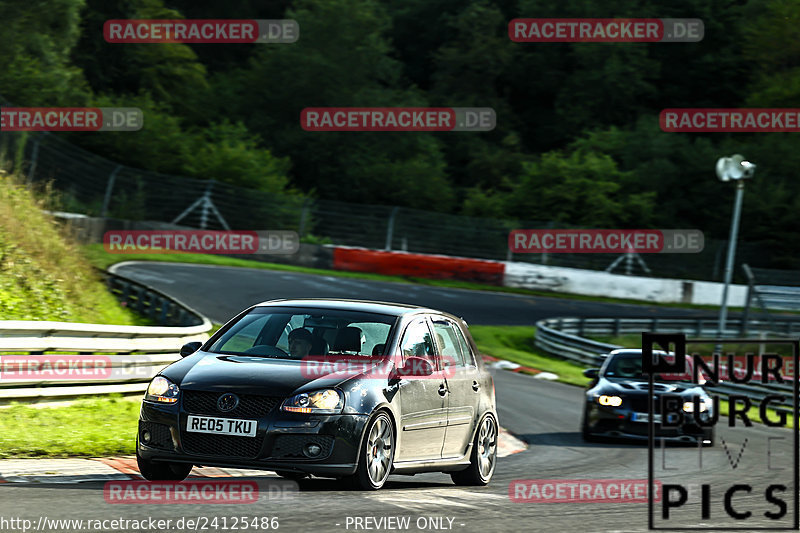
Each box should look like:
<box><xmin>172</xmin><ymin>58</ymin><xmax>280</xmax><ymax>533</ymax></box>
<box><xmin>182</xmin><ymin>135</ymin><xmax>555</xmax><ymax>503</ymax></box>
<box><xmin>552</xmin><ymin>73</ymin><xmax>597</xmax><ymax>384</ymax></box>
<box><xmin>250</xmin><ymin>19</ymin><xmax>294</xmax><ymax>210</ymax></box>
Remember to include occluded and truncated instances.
<box><xmin>625</xmin><ymin>395</ymin><xmax>661</xmax><ymax>413</ymax></box>
<box><xmin>182</xmin><ymin>432</ymin><xmax>264</xmax><ymax>458</ymax></box>
<box><xmin>140</xmin><ymin>421</ymin><xmax>173</xmax><ymax>450</ymax></box>
<box><xmin>183</xmin><ymin>391</ymin><xmax>282</xmax><ymax>418</ymax></box>
<box><xmin>271</xmin><ymin>435</ymin><xmax>335</xmax><ymax>459</ymax></box>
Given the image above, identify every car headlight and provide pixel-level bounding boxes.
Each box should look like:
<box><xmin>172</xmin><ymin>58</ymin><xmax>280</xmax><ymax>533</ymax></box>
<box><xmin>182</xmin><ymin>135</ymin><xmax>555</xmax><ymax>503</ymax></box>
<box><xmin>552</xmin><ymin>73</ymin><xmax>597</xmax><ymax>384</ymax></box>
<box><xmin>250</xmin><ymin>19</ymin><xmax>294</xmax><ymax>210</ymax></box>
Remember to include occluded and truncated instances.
<box><xmin>683</xmin><ymin>398</ymin><xmax>711</xmax><ymax>412</ymax></box>
<box><xmin>282</xmin><ymin>389</ymin><xmax>343</xmax><ymax>414</ymax></box>
<box><xmin>145</xmin><ymin>376</ymin><xmax>180</xmax><ymax>404</ymax></box>
<box><xmin>598</xmin><ymin>395</ymin><xmax>623</xmax><ymax>407</ymax></box>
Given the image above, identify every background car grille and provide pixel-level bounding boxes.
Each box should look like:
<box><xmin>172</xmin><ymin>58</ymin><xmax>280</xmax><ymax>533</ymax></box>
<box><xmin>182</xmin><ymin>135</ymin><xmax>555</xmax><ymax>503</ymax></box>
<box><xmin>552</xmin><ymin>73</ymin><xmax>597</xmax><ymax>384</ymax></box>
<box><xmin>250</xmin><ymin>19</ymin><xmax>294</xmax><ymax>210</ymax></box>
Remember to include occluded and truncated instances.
<box><xmin>626</xmin><ymin>396</ymin><xmax>661</xmax><ymax>413</ymax></box>
<box><xmin>271</xmin><ymin>435</ymin><xmax>335</xmax><ymax>459</ymax></box>
<box><xmin>182</xmin><ymin>433</ymin><xmax>264</xmax><ymax>458</ymax></box>
<box><xmin>139</xmin><ymin>421</ymin><xmax>173</xmax><ymax>450</ymax></box>
<box><xmin>183</xmin><ymin>390</ymin><xmax>282</xmax><ymax>418</ymax></box>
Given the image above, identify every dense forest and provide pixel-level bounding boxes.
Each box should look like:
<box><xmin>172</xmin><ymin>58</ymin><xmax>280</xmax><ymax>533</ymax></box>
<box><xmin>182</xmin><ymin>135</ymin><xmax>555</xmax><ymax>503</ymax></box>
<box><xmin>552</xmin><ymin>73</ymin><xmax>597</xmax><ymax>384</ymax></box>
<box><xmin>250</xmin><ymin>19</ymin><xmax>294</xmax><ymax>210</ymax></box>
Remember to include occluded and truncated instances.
<box><xmin>1</xmin><ymin>0</ymin><xmax>799</xmax><ymax>266</ymax></box>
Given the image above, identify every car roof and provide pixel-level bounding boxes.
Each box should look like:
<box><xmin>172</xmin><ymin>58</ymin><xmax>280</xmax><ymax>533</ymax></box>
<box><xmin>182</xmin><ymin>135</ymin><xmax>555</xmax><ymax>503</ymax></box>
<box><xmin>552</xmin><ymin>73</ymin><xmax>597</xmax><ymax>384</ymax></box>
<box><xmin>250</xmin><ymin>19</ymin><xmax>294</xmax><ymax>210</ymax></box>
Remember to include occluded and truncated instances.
<box><xmin>252</xmin><ymin>298</ymin><xmax>460</xmax><ymax>320</ymax></box>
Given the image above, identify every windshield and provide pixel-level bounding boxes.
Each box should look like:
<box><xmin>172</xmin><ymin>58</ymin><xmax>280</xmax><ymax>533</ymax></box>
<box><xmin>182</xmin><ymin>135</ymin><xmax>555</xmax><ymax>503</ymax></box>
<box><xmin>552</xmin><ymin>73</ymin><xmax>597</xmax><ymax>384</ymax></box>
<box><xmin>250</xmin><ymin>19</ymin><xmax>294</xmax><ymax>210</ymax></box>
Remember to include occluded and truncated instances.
<box><xmin>206</xmin><ymin>307</ymin><xmax>397</xmax><ymax>360</ymax></box>
<box><xmin>603</xmin><ymin>352</ymin><xmax>693</xmax><ymax>382</ymax></box>
<box><xmin>603</xmin><ymin>354</ymin><xmax>645</xmax><ymax>379</ymax></box>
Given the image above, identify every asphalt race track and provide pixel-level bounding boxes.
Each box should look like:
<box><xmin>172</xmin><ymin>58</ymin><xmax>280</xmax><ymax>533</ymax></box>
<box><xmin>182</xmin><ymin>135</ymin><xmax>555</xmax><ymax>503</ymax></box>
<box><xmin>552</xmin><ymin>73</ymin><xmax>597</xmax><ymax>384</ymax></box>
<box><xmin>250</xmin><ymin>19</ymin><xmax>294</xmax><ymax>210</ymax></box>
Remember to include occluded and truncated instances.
<box><xmin>110</xmin><ymin>261</ymin><xmax>719</xmax><ymax>326</ymax></box>
<box><xmin>0</xmin><ymin>262</ymin><xmax>791</xmax><ymax>533</ymax></box>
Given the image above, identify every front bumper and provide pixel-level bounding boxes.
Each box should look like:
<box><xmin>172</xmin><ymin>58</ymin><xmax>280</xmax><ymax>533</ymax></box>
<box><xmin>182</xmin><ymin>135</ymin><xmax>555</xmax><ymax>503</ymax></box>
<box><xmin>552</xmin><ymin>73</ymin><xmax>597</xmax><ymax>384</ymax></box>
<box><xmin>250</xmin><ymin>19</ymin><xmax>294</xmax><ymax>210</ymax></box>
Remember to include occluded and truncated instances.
<box><xmin>138</xmin><ymin>400</ymin><xmax>369</xmax><ymax>476</ymax></box>
<box><xmin>584</xmin><ymin>403</ymin><xmax>713</xmax><ymax>442</ymax></box>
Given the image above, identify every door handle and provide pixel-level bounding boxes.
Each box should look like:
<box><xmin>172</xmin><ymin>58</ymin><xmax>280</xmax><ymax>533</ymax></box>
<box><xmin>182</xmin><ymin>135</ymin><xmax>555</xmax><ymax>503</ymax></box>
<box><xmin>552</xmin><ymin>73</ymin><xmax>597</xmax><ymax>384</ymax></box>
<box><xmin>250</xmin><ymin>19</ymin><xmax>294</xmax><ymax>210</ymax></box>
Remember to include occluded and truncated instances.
<box><xmin>438</xmin><ymin>384</ymin><xmax>448</xmax><ymax>397</ymax></box>
<box><xmin>472</xmin><ymin>380</ymin><xmax>480</xmax><ymax>392</ymax></box>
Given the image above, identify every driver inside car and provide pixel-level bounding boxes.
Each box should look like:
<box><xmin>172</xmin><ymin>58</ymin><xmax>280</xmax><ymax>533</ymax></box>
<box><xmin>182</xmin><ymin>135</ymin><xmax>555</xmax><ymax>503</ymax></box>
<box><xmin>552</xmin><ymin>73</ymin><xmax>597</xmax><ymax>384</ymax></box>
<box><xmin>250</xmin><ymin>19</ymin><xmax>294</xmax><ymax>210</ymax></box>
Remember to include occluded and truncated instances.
<box><xmin>616</xmin><ymin>359</ymin><xmax>641</xmax><ymax>378</ymax></box>
<box><xmin>288</xmin><ymin>327</ymin><xmax>314</xmax><ymax>359</ymax></box>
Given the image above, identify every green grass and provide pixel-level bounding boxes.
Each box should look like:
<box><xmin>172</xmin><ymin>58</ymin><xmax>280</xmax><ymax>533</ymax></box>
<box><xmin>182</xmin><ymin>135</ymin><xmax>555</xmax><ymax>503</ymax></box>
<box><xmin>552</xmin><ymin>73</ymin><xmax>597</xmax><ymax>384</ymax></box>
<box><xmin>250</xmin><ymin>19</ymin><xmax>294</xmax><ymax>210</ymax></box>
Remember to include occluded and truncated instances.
<box><xmin>0</xmin><ymin>395</ymin><xmax>140</xmax><ymax>458</ymax></box>
<box><xmin>470</xmin><ymin>325</ymin><xmax>592</xmax><ymax>387</ymax></box>
<box><xmin>0</xmin><ymin>173</ymin><xmax>147</xmax><ymax>325</ymax></box>
<box><xmin>83</xmin><ymin>243</ymin><xmax>745</xmax><ymax>311</ymax></box>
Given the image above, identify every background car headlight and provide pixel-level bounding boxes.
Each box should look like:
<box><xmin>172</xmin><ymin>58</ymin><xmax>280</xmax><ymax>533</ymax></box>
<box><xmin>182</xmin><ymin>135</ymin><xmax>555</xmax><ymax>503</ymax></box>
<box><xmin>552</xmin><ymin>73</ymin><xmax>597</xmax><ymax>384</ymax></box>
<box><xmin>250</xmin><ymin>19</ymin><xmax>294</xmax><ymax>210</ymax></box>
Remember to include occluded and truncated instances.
<box><xmin>282</xmin><ymin>389</ymin><xmax>343</xmax><ymax>414</ymax></box>
<box><xmin>145</xmin><ymin>376</ymin><xmax>180</xmax><ymax>404</ymax></box>
<box><xmin>683</xmin><ymin>398</ymin><xmax>711</xmax><ymax>412</ymax></box>
<box><xmin>598</xmin><ymin>395</ymin><xmax>623</xmax><ymax>407</ymax></box>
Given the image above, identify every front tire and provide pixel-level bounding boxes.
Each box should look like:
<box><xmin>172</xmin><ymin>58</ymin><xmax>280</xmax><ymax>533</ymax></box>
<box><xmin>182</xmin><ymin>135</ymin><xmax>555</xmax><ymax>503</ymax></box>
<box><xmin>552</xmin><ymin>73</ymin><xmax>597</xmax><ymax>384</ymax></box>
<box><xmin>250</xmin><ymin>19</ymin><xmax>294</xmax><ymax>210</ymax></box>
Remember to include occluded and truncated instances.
<box><xmin>451</xmin><ymin>414</ymin><xmax>497</xmax><ymax>486</ymax></box>
<box><xmin>136</xmin><ymin>439</ymin><xmax>193</xmax><ymax>481</ymax></box>
<box><xmin>581</xmin><ymin>412</ymin><xmax>599</xmax><ymax>443</ymax></box>
<box><xmin>345</xmin><ymin>411</ymin><xmax>394</xmax><ymax>490</ymax></box>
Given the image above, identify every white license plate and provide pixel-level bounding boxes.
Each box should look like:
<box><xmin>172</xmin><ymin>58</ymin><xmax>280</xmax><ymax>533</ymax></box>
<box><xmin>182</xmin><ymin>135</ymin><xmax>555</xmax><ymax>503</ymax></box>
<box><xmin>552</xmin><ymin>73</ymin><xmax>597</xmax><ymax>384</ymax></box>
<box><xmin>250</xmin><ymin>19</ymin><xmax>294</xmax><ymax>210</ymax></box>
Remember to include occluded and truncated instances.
<box><xmin>186</xmin><ymin>415</ymin><xmax>257</xmax><ymax>437</ymax></box>
<box><xmin>632</xmin><ymin>413</ymin><xmax>662</xmax><ymax>423</ymax></box>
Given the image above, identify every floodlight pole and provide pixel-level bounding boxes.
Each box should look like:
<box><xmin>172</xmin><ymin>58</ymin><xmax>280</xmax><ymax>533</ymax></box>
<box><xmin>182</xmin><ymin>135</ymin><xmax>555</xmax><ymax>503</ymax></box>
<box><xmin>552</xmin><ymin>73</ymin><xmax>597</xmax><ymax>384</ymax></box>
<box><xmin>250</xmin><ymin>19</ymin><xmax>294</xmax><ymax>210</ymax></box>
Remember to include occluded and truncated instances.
<box><xmin>716</xmin><ymin>180</ymin><xmax>746</xmax><ymax>339</ymax></box>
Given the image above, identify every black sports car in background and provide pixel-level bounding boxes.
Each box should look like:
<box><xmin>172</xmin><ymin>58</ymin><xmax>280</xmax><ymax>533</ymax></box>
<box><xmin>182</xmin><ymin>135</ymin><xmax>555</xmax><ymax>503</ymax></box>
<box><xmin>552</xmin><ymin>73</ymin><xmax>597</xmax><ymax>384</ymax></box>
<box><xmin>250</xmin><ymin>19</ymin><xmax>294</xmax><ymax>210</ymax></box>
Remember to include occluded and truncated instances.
<box><xmin>581</xmin><ymin>349</ymin><xmax>714</xmax><ymax>445</ymax></box>
<box><xmin>137</xmin><ymin>299</ymin><xmax>498</xmax><ymax>490</ymax></box>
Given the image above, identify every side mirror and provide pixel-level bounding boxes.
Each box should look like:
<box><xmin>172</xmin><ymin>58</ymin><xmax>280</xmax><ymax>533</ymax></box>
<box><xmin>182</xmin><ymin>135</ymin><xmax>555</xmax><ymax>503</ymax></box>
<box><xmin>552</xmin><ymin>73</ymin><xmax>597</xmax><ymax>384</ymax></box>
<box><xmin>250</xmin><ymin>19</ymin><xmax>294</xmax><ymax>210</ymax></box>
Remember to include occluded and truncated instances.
<box><xmin>583</xmin><ymin>368</ymin><xmax>599</xmax><ymax>379</ymax></box>
<box><xmin>180</xmin><ymin>341</ymin><xmax>202</xmax><ymax>357</ymax></box>
<box><xmin>389</xmin><ymin>356</ymin><xmax>434</xmax><ymax>383</ymax></box>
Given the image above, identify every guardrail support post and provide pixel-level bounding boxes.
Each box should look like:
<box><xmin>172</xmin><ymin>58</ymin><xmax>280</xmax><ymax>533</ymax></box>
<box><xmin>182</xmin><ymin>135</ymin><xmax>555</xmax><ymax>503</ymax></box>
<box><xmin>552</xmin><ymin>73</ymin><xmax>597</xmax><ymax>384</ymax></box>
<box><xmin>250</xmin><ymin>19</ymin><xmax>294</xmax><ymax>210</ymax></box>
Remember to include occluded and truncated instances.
<box><xmin>159</xmin><ymin>298</ymin><xmax>169</xmax><ymax>324</ymax></box>
<box><xmin>100</xmin><ymin>165</ymin><xmax>123</xmax><ymax>218</ymax></box>
<box><xmin>27</xmin><ymin>137</ymin><xmax>40</xmax><ymax>185</ymax></box>
<box><xmin>385</xmin><ymin>207</ymin><xmax>399</xmax><ymax>251</ymax></box>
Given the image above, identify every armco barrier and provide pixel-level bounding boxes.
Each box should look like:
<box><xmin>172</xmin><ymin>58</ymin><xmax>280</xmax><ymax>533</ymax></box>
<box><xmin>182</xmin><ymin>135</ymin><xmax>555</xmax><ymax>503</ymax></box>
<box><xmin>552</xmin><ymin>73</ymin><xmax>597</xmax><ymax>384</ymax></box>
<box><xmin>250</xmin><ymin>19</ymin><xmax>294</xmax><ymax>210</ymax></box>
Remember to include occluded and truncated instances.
<box><xmin>332</xmin><ymin>246</ymin><xmax>504</xmax><ymax>284</ymax></box>
<box><xmin>0</xmin><ymin>270</ymin><xmax>213</xmax><ymax>402</ymax></box>
<box><xmin>535</xmin><ymin>316</ymin><xmax>800</xmax><ymax>410</ymax></box>
<box><xmin>0</xmin><ymin>323</ymin><xmax>211</xmax><ymax>402</ymax></box>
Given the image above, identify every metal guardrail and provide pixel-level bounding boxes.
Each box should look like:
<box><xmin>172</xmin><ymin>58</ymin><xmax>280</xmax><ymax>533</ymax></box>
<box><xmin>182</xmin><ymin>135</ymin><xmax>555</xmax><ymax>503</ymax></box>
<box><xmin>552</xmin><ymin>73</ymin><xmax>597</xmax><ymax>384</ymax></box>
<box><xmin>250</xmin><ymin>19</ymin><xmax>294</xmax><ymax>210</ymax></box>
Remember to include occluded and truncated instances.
<box><xmin>99</xmin><ymin>268</ymin><xmax>207</xmax><ymax>327</ymax></box>
<box><xmin>535</xmin><ymin>316</ymin><xmax>800</xmax><ymax>411</ymax></box>
<box><xmin>0</xmin><ymin>271</ymin><xmax>213</xmax><ymax>402</ymax></box>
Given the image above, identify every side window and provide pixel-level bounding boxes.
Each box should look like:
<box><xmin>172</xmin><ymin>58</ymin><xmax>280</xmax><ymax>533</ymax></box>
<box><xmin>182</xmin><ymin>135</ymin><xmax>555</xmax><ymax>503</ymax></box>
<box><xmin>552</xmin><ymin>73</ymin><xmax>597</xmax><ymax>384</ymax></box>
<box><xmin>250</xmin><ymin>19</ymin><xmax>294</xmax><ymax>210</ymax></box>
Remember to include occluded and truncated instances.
<box><xmin>400</xmin><ymin>319</ymin><xmax>436</xmax><ymax>367</ymax></box>
<box><xmin>432</xmin><ymin>320</ymin><xmax>465</xmax><ymax>368</ymax></box>
<box><xmin>452</xmin><ymin>324</ymin><xmax>476</xmax><ymax>367</ymax></box>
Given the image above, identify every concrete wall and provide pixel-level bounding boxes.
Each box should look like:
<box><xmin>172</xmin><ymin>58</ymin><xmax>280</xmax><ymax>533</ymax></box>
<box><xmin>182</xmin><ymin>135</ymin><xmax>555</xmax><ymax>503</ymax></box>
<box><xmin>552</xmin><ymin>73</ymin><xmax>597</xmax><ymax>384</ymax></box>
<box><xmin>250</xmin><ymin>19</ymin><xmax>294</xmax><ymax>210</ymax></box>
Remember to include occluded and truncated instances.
<box><xmin>503</xmin><ymin>261</ymin><xmax>747</xmax><ymax>306</ymax></box>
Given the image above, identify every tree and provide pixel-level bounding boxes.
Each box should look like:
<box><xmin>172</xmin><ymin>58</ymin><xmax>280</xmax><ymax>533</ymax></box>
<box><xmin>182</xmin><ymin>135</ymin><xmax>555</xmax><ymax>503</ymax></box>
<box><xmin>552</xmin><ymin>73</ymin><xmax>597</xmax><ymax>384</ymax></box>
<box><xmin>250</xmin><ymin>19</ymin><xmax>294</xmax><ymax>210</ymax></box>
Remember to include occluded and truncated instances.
<box><xmin>0</xmin><ymin>0</ymin><xmax>90</xmax><ymax>105</ymax></box>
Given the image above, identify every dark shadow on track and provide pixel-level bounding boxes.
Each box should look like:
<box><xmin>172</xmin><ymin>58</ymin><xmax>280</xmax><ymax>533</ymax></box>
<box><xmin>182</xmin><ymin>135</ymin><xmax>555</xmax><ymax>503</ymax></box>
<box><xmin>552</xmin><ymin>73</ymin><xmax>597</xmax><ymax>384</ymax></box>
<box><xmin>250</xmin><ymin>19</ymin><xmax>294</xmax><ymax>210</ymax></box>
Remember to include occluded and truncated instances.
<box><xmin>520</xmin><ymin>431</ymin><xmax>707</xmax><ymax>449</ymax></box>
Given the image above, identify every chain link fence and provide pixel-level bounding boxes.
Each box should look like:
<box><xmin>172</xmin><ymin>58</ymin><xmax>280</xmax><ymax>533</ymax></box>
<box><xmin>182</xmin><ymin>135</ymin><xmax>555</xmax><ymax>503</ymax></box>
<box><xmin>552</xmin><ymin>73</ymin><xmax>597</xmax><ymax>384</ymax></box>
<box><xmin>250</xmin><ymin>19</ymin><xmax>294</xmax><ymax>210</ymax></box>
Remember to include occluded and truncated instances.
<box><xmin>0</xmin><ymin>128</ymin><xmax>773</xmax><ymax>282</ymax></box>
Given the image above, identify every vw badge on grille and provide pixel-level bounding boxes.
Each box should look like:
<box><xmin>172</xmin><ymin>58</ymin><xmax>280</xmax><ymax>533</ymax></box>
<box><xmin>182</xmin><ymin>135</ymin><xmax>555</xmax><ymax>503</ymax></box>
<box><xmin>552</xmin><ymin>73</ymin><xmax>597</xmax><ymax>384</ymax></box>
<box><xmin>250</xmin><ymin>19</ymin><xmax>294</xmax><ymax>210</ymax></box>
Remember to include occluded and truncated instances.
<box><xmin>217</xmin><ymin>393</ymin><xmax>239</xmax><ymax>412</ymax></box>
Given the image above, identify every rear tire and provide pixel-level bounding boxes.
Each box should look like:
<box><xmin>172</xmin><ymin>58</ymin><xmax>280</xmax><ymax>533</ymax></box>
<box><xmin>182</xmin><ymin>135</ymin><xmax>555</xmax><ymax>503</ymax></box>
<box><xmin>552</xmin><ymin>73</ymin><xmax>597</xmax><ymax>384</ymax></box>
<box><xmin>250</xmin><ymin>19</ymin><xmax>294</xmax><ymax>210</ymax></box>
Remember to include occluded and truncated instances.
<box><xmin>344</xmin><ymin>411</ymin><xmax>394</xmax><ymax>490</ymax></box>
<box><xmin>136</xmin><ymin>438</ymin><xmax>193</xmax><ymax>481</ymax></box>
<box><xmin>451</xmin><ymin>414</ymin><xmax>497</xmax><ymax>486</ymax></box>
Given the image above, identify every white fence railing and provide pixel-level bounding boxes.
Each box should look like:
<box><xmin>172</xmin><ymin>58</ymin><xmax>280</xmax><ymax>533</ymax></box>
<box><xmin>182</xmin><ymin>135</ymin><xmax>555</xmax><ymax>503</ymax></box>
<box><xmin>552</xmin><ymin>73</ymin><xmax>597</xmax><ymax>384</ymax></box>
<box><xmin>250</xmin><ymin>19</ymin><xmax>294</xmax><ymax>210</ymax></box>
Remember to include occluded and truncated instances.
<box><xmin>0</xmin><ymin>271</ymin><xmax>213</xmax><ymax>403</ymax></box>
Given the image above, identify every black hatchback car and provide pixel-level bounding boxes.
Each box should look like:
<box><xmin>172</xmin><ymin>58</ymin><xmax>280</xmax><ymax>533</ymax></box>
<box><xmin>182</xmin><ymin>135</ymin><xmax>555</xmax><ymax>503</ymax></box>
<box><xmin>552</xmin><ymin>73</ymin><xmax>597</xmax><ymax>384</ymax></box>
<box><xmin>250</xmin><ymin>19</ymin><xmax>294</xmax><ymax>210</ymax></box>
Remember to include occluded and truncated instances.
<box><xmin>581</xmin><ymin>349</ymin><xmax>714</xmax><ymax>445</ymax></box>
<box><xmin>137</xmin><ymin>299</ymin><xmax>498</xmax><ymax>490</ymax></box>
